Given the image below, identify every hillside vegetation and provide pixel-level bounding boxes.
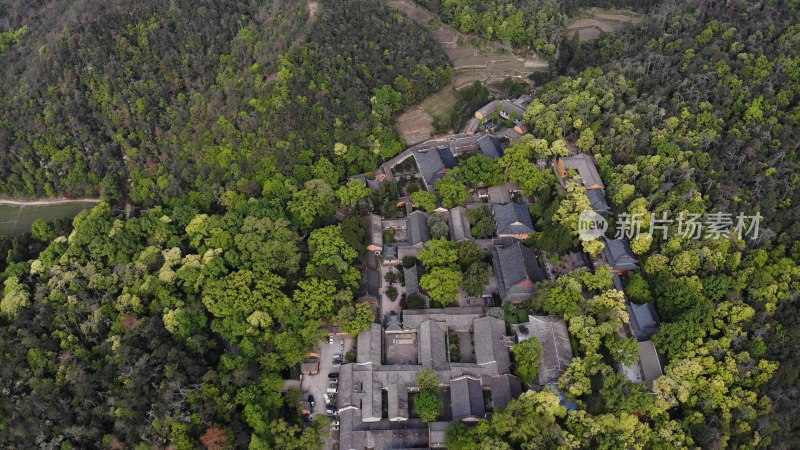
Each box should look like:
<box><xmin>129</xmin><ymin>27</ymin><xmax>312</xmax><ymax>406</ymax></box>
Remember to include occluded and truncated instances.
<box><xmin>0</xmin><ymin>0</ymin><xmax>451</xmax><ymax>205</ymax></box>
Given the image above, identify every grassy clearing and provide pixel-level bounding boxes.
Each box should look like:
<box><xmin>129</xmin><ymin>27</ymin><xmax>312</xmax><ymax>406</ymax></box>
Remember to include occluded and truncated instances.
<box><xmin>0</xmin><ymin>201</ymin><xmax>98</xmax><ymax>236</ymax></box>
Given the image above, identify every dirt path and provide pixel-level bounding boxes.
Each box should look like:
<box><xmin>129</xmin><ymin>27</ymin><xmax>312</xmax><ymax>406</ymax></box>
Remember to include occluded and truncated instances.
<box><xmin>307</xmin><ymin>0</ymin><xmax>319</xmax><ymax>20</ymax></box>
<box><xmin>0</xmin><ymin>197</ymin><xmax>101</xmax><ymax>207</ymax></box>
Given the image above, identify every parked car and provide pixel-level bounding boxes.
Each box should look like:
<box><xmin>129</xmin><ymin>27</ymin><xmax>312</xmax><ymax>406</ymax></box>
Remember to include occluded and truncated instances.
<box><xmin>332</xmin><ymin>354</ymin><xmax>343</xmax><ymax>364</ymax></box>
<box><xmin>326</xmin><ymin>404</ymin><xmax>337</xmax><ymax>415</ymax></box>
<box><xmin>328</xmin><ymin>372</ymin><xmax>339</xmax><ymax>380</ymax></box>
<box><xmin>308</xmin><ymin>395</ymin><xmax>315</xmax><ymax>408</ymax></box>
<box><xmin>327</xmin><ymin>335</ymin><xmax>334</xmax><ymax>344</ymax></box>
<box><xmin>330</xmin><ymin>420</ymin><xmax>340</xmax><ymax>430</ymax></box>
<box><xmin>339</xmin><ymin>341</ymin><xmax>344</xmax><ymax>351</ymax></box>
<box><xmin>327</xmin><ymin>382</ymin><xmax>338</xmax><ymax>394</ymax></box>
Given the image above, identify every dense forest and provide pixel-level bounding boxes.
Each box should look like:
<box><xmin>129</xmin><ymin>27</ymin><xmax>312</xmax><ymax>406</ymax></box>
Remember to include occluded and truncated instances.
<box><xmin>444</xmin><ymin>0</ymin><xmax>800</xmax><ymax>448</ymax></box>
<box><xmin>2</xmin><ymin>0</ymin><xmax>800</xmax><ymax>448</ymax></box>
<box><xmin>0</xmin><ymin>0</ymin><xmax>451</xmax><ymax>205</ymax></box>
<box><xmin>0</xmin><ymin>0</ymin><xmax>450</xmax><ymax>448</ymax></box>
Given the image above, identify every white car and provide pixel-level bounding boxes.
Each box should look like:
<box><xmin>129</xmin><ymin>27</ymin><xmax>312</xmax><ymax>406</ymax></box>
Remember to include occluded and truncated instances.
<box><xmin>327</xmin><ymin>383</ymin><xmax>338</xmax><ymax>394</ymax></box>
<box><xmin>327</xmin><ymin>335</ymin><xmax>334</xmax><ymax>344</ymax></box>
<box><xmin>330</xmin><ymin>420</ymin><xmax>340</xmax><ymax>430</ymax></box>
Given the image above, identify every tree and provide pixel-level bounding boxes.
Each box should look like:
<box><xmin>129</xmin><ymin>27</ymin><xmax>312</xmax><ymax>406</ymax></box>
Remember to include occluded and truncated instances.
<box><xmin>416</xmin><ymin>368</ymin><xmax>440</xmax><ymax>391</ymax></box>
<box><xmin>463</xmin><ymin>262</ymin><xmax>491</xmax><ymax>297</ymax></box>
<box><xmin>435</xmin><ymin>175</ymin><xmax>468</xmax><ymax>208</ymax></box>
<box><xmin>600</xmin><ymin>373</ymin><xmax>656</xmax><ymax>415</ymax></box>
<box><xmin>455</xmin><ymin>240</ymin><xmax>483</xmax><ymax>271</ymax></box>
<box><xmin>30</xmin><ymin>219</ymin><xmax>53</xmax><ymax>242</ymax></box>
<box><xmin>307</xmin><ymin>225</ymin><xmax>360</xmax><ymax>288</ymax></box>
<box><xmin>631</xmin><ymin>232</ymin><xmax>653</xmax><ymax>255</ymax></box>
<box><xmin>288</xmin><ymin>179</ymin><xmax>336</xmax><ymax>231</ymax></box>
<box><xmin>420</xmin><ymin>267</ymin><xmax>462</xmax><ymax>306</ymax></box>
<box><xmin>453</xmin><ymin>154</ymin><xmax>503</xmax><ymax>187</ymax></box>
<box><xmin>337</xmin><ymin>303</ymin><xmax>375</xmax><ymax>336</ymax></box>
<box><xmin>415</xmin><ymin>390</ymin><xmax>440</xmax><ymax>422</ymax></box>
<box><xmin>514</xmin><ymin>338</ymin><xmax>543</xmax><ymax>384</ymax></box>
<box><xmin>418</xmin><ymin>239</ymin><xmax>459</xmax><ymax>270</ymax></box>
<box><xmin>427</xmin><ymin>213</ymin><xmax>450</xmax><ymax>240</ymax></box>
<box><xmin>293</xmin><ymin>278</ymin><xmax>339</xmax><ymax>317</ymax></box>
<box><xmin>411</xmin><ymin>190</ymin><xmax>438</xmax><ymax>212</ymax></box>
<box><xmin>1</xmin><ymin>276</ymin><xmax>30</xmax><ymax>318</ymax></box>
<box><xmin>466</xmin><ymin>205</ymin><xmax>496</xmax><ymax>239</ymax></box>
<box><xmin>200</xmin><ymin>427</ymin><xmax>231</xmax><ymax>450</ymax></box>
<box><xmin>336</xmin><ymin>180</ymin><xmax>372</xmax><ymax>207</ymax></box>
<box><xmin>386</xmin><ymin>286</ymin><xmax>398</xmax><ymax>301</ymax></box>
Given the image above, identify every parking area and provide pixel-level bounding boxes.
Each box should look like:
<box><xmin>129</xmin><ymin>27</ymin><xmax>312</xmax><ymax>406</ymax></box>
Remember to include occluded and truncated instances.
<box><xmin>302</xmin><ymin>334</ymin><xmax>354</xmax><ymax>418</ymax></box>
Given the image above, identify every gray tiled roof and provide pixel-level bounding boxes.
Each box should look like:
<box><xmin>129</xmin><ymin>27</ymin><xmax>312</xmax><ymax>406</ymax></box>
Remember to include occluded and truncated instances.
<box><xmin>637</xmin><ymin>340</ymin><xmax>663</xmax><ymax>389</ymax></box>
<box><xmin>413</xmin><ymin>148</ymin><xmax>448</xmax><ymax>186</ymax></box>
<box><xmin>418</xmin><ymin>320</ymin><xmax>448</xmax><ymax>370</ymax></box>
<box><xmin>604</xmin><ymin>238</ymin><xmax>639</xmax><ymax>271</ymax></box>
<box><xmin>490</xmin><ymin>374</ymin><xmax>522</xmax><ymax>411</ymax></box>
<box><xmin>368</xmin><ymin>213</ymin><xmax>383</xmax><ymax>248</ymax></box>
<box><xmin>492</xmin><ymin>203</ymin><xmax>534</xmax><ymax>236</ymax></box>
<box><xmin>360</xmin><ymin>268</ymin><xmax>381</xmax><ymax>297</ymax></box>
<box><xmin>560</xmin><ymin>153</ymin><xmax>604</xmax><ymax>189</ymax></box>
<box><xmin>492</xmin><ymin>241</ymin><xmax>547</xmax><ymax>302</ymax></box>
<box><xmin>528</xmin><ymin>315</ymin><xmax>574</xmax><ymax>386</ymax></box>
<box><xmin>407</xmin><ymin>211</ymin><xmax>431</xmax><ymax>245</ymax></box>
<box><xmin>385</xmin><ymin>313</ymin><xmax>403</xmax><ymax>333</ymax></box>
<box><xmin>404</xmin><ymin>265</ymin><xmax>419</xmax><ymax>297</ymax></box>
<box><xmin>475</xmin><ymin>100</ymin><xmax>501</xmax><ymax>118</ymax></box>
<box><xmin>473</xmin><ymin>316</ymin><xmax>510</xmax><ymax>375</ymax></box>
<box><xmin>498</xmin><ymin>100</ymin><xmax>526</xmax><ymax>121</ymax></box>
<box><xmin>627</xmin><ymin>302</ymin><xmax>660</xmax><ymax>340</ymax></box>
<box><xmin>449</xmin><ymin>206</ymin><xmax>473</xmax><ymax>241</ymax></box>
<box><xmin>357</xmin><ymin>323</ymin><xmax>382</xmax><ymax>366</ymax></box>
<box><xmin>587</xmin><ymin>189</ymin><xmax>611</xmax><ymax>215</ymax></box>
<box><xmin>463</xmin><ymin>117</ymin><xmax>480</xmax><ymax>134</ymax></box>
<box><xmin>450</xmin><ymin>376</ymin><xmax>485</xmax><ymax>421</ymax></box>
<box><xmin>478</xmin><ymin>135</ymin><xmax>504</xmax><ymax>158</ymax></box>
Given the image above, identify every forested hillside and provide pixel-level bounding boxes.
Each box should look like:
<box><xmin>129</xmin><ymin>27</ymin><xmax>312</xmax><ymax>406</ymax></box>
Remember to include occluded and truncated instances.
<box><xmin>0</xmin><ymin>0</ymin><xmax>450</xmax><ymax>448</ymax></box>
<box><xmin>2</xmin><ymin>0</ymin><xmax>800</xmax><ymax>448</ymax></box>
<box><xmin>447</xmin><ymin>0</ymin><xmax>800</xmax><ymax>448</ymax></box>
<box><xmin>0</xmin><ymin>0</ymin><xmax>451</xmax><ymax>205</ymax></box>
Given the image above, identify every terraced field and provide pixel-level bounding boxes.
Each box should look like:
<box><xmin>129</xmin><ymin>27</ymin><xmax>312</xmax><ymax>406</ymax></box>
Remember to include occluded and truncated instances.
<box><xmin>390</xmin><ymin>0</ymin><xmax>548</xmax><ymax>144</ymax></box>
<box><xmin>567</xmin><ymin>8</ymin><xmax>640</xmax><ymax>41</ymax></box>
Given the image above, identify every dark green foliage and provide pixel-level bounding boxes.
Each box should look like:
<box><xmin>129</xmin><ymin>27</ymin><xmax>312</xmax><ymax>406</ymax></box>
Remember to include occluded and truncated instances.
<box><xmin>0</xmin><ymin>0</ymin><xmax>451</xmax><ymax>204</ymax></box>
<box><xmin>466</xmin><ymin>205</ymin><xmax>496</xmax><ymax>239</ymax></box>
<box><xmin>419</xmin><ymin>0</ymin><xmax>566</xmax><ymax>55</ymax></box>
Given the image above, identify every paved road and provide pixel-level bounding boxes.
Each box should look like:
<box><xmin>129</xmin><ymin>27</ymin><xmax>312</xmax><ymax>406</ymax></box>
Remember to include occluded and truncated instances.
<box><xmin>302</xmin><ymin>334</ymin><xmax>353</xmax><ymax>415</ymax></box>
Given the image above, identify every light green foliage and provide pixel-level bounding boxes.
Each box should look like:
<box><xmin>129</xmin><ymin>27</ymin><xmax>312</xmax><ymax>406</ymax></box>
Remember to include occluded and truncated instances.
<box><xmin>1</xmin><ymin>276</ymin><xmax>30</xmax><ymax>318</ymax></box>
<box><xmin>452</xmin><ymin>154</ymin><xmax>503</xmax><ymax>187</ymax></box>
<box><xmin>307</xmin><ymin>225</ymin><xmax>360</xmax><ymax>288</ymax></box>
<box><xmin>411</xmin><ymin>190</ymin><xmax>438</xmax><ymax>212</ymax></box>
<box><xmin>497</xmin><ymin>136</ymin><xmax>557</xmax><ymax>196</ymax></box>
<box><xmin>418</xmin><ymin>239</ymin><xmax>459</xmax><ymax>270</ymax></box>
<box><xmin>420</xmin><ymin>267</ymin><xmax>463</xmax><ymax>306</ymax></box>
<box><xmin>513</xmin><ymin>338</ymin><xmax>543</xmax><ymax>383</ymax></box>
<box><xmin>434</xmin><ymin>174</ymin><xmax>469</xmax><ymax>208</ymax></box>
<box><xmin>415</xmin><ymin>390</ymin><xmax>440</xmax><ymax>422</ymax></box>
<box><xmin>288</xmin><ymin>179</ymin><xmax>336</xmax><ymax>231</ymax></box>
<box><xmin>336</xmin><ymin>180</ymin><xmax>372</xmax><ymax>207</ymax></box>
<box><xmin>293</xmin><ymin>278</ymin><xmax>339</xmax><ymax>317</ymax></box>
<box><xmin>337</xmin><ymin>303</ymin><xmax>375</xmax><ymax>336</ymax></box>
<box><xmin>416</xmin><ymin>368</ymin><xmax>440</xmax><ymax>391</ymax></box>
